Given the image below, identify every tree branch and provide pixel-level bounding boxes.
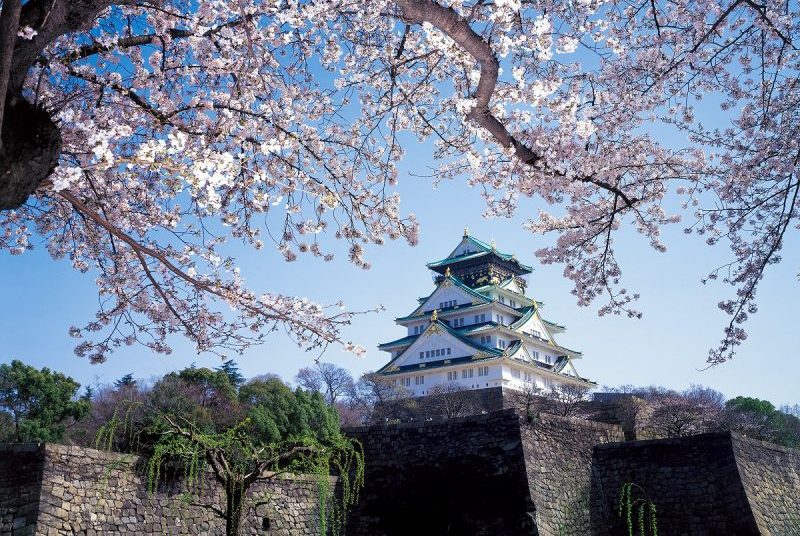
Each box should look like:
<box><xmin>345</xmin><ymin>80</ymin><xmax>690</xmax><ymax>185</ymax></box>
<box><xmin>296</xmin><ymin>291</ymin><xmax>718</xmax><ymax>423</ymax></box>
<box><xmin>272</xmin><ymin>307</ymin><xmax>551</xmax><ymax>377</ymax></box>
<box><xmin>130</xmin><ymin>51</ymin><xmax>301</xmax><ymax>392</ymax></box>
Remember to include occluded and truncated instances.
<box><xmin>394</xmin><ymin>0</ymin><xmax>637</xmax><ymax>208</ymax></box>
<box><xmin>0</xmin><ymin>0</ymin><xmax>22</xmax><ymax>150</ymax></box>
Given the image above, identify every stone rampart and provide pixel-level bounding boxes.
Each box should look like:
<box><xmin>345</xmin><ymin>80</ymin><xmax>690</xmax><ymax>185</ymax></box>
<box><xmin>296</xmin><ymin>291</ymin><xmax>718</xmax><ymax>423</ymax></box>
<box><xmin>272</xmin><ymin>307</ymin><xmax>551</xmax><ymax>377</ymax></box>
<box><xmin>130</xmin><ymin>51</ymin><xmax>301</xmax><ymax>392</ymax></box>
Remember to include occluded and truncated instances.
<box><xmin>731</xmin><ymin>434</ymin><xmax>800</xmax><ymax>534</ymax></box>
<box><xmin>0</xmin><ymin>443</ymin><xmax>332</xmax><ymax>535</ymax></box>
<box><xmin>520</xmin><ymin>413</ymin><xmax>624</xmax><ymax>535</ymax></box>
<box><xmin>590</xmin><ymin>431</ymin><xmax>800</xmax><ymax>535</ymax></box>
<box><xmin>345</xmin><ymin>408</ymin><xmax>624</xmax><ymax>536</ymax></box>
<box><xmin>0</xmin><ymin>443</ymin><xmax>44</xmax><ymax>534</ymax></box>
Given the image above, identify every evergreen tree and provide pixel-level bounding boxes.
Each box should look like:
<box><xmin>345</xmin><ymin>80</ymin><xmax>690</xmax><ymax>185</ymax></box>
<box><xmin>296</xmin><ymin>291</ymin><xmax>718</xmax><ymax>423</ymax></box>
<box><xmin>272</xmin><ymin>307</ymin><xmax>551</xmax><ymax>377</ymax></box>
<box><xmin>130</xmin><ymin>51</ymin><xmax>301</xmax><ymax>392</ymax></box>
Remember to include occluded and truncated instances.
<box><xmin>114</xmin><ymin>373</ymin><xmax>136</xmax><ymax>389</ymax></box>
<box><xmin>216</xmin><ymin>360</ymin><xmax>245</xmax><ymax>388</ymax></box>
<box><xmin>0</xmin><ymin>360</ymin><xmax>89</xmax><ymax>442</ymax></box>
<box><xmin>81</xmin><ymin>385</ymin><xmax>94</xmax><ymax>401</ymax></box>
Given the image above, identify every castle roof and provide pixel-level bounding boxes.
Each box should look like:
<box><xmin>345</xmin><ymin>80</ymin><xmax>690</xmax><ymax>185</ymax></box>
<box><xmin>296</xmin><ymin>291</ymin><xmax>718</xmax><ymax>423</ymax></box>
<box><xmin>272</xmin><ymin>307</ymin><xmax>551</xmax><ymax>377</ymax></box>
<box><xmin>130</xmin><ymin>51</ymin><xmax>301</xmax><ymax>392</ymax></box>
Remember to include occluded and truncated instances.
<box><xmin>426</xmin><ymin>234</ymin><xmax>533</xmax><ymax>275</ymax></box>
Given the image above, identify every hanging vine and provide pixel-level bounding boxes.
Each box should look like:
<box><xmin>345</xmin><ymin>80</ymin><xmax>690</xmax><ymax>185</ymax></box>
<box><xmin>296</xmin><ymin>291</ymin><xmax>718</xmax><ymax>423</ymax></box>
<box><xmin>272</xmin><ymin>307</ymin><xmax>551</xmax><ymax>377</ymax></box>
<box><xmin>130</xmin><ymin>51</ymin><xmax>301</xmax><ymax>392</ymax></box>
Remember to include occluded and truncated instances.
<box><xmin>617</xmin><ymin>482</ymin><xmax>658</xmax><ymax>536</ymax></box>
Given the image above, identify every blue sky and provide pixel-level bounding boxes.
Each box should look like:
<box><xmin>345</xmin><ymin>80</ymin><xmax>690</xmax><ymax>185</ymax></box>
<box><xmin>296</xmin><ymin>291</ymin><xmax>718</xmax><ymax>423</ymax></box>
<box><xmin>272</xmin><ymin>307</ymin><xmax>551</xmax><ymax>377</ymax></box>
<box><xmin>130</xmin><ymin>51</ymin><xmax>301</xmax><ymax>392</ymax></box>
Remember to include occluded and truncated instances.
<box><xmin>2</xmin><ymin>133</ymin><xmax>799</xmax><ymax>407</ymax></box>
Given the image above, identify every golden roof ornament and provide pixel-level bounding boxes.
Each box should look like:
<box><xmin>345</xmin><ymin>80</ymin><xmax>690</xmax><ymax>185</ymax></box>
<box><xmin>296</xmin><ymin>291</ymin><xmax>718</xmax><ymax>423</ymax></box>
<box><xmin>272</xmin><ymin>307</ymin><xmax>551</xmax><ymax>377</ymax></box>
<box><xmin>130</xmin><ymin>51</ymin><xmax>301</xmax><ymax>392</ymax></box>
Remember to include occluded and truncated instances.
<box><xmin>463</xmin><ymin>226</ymin><xmax>469</xmax><ymax>237</ymax></box>
<box><xmin>491</xmin><ymin>238</ymin><xmax>496</xmax><ymax>250</ymax></box>
<box><xmin>431</xmin><ymin>309</ymin><xmax>438</xmax><ymax>322</ymax></box>
<box><xmin>445</xmin><ymin>267</ymin><xmax>451</xmax><ymax>277</ymax></box>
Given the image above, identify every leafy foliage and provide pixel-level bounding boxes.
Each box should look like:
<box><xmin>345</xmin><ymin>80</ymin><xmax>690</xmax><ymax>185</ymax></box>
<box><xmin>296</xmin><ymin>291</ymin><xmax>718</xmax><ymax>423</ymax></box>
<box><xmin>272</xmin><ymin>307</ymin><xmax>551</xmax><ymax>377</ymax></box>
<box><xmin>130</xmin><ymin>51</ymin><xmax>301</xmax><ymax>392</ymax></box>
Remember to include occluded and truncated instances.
<box><xmin>91</xmin><ymin>365</ymin><xmax>362</xmax><ymax>535</ymax></box>
<box><xmin>725</xmin><ymin>396</ymin><xmax>800</xmax><ymax>447</ymax></box>
<box><xmin>240</xmin><ymin>376</ymin><xmax>340</xmax><ymax>445</ymax></box>
<box><xmin>0</xmin><ymin>360</ymin><xmax>88</xmax><ymax>442</ymax></box>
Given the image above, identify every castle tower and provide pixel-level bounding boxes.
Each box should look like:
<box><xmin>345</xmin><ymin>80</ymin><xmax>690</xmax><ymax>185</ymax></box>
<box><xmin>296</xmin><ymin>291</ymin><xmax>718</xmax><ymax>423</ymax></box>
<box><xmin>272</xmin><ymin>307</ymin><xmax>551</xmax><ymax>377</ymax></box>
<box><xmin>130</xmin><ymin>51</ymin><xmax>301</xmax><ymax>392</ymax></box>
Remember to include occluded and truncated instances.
<box><xmin>376</xmin><ymin>230</ymin><xmax>594</xmax><ymax>396</ymax></box>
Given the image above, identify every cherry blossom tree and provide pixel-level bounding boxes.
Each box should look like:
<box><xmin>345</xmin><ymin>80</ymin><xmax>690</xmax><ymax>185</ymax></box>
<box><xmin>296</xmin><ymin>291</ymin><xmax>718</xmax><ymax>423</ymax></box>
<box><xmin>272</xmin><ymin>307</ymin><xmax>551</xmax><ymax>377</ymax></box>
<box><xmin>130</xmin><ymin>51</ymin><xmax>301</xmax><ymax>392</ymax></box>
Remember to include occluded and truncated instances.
<box><xmin>1</xmin><ymin>0</ymin><xmax>798</xmax><ymax>364</ymax></box>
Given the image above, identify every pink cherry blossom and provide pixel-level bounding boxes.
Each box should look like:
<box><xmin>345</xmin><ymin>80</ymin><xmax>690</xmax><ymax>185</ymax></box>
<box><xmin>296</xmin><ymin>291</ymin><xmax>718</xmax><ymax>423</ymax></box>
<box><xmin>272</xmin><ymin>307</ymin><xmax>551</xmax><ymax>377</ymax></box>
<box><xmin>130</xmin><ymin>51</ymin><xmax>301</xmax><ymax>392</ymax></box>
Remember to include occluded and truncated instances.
<box><xmin>0</xmin><ymin>0</ymin><xmax>796</xmax><ymax>365</ymax></box>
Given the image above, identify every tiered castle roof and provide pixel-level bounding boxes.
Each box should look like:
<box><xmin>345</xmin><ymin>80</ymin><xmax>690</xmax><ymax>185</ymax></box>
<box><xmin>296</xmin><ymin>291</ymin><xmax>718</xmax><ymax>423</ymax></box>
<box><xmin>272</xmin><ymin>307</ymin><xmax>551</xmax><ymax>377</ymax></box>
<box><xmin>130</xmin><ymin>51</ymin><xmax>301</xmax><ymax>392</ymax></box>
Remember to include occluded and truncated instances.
<box><xmin>377</xmin><ymin>230</ymin><xmax>593</xmax><ymax>388</ymax></box>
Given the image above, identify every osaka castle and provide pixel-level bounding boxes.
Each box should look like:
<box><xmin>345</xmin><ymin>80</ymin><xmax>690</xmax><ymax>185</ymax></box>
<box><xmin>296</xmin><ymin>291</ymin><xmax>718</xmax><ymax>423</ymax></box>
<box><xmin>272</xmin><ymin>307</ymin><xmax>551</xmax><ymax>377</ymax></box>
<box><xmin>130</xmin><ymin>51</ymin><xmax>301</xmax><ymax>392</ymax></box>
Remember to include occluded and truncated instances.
<box><xmin>376</xmin><ymin>230</ymin><xmax>594</xmax><ymax>397</ymax></box>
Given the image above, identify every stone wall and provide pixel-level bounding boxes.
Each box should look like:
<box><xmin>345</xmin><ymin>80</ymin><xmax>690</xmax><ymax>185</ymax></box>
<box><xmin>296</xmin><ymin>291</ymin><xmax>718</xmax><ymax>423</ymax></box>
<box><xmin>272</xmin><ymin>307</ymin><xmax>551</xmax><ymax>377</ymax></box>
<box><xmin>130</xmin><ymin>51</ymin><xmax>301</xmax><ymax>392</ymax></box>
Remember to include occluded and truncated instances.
<box><xmin>0</xmin><ymin>443</ymin><xmax>333</xmax><ymax>536</ymax></box>
<box><xmin>345</xmin><ymin>408</ymin><xmax>624</xmax><ymax>536</ymax></box>
<box><xmin>731</xmin><ymin>434</ymin><xmax>800</xmax><ymax>534</ymax></box>
<box><xmin>0</xmin><ymin>443</ymin><xmax>44</xmax><ymax>535</ymax></box>
<box><xmin>520</xmin><ymin>414</ymin><xmax>624</xmax><ymax>535</ymax></box>
<box><xmin>346</xmin><ymin>410</ymin><xmax>536</xmax><ymax>536</ymax></box>
<box><xmin>590</xmin><ymin>431</ymin><xmax>800</xmax><ymax>535</ymax></box>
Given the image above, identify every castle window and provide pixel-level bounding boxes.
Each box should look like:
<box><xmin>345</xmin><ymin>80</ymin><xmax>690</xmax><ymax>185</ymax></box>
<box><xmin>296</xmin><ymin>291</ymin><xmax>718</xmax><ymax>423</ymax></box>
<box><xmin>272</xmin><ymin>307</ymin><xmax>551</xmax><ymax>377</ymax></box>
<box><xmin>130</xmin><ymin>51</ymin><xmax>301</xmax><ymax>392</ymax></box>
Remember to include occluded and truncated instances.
<box><xmin>498</xmin><ymin>340</ymin><xmax>506</xmax><ymax>349</ymax></box>
<box><xmin>531</xmin><ymin>350</ymin><xmax>540</xmax><ymax>360</ymax></box>
<box><xmin>510</xmin><ymin>299</ymin><xmax>517</xmax><ymax>308</ymax></box>
<box><xmin>473</xmin><ymin>315</ymin><xmax>479</xmax><ymax>324</ymax></box>
<box><xmin>426</xmin><ymin>351</ymin><xmax>430</xmax><ymax>358</ymax></box>
<box><xmin>499</xmin><ymin>296</ymin><xmax>505</xmax><ymax>304</ymax></box>
<box><xmin>415</xmin><ymin>375</ymin><xmax>425</xmax><ymax>385</ymax></box>
<box><xmin>512</xmin><ymin>368</ymin><xmax>521</xmax><ymax>379</ymax></box>
<box><xmin>478</xmin><ymin>366</ymin><xmax>489</xmax><ymax>377</ymax></box>
<box><xmin>419</xmin><ymin>352</ymin><xmax>424</xmax><ymax>360</ymax></box>
<box><xmin>546</xmin><ymin>355</ymin><xmax>552</xmax><ymax>364</ymax></box>
<box><xmin>447</xmin><ymin>371</ymin><xmax>458</xmax><ymax>381</ymax></box>
<box><xmin>480</xmin><ymin>335</ymin><xmax>491</xmax><ymax>344</ymax></box>
<box><xmin>462</xmin><ymin>369</ymin><xmax>474</xmax><ymax>379</ymax></box>
<box><xmin>402</xmin><ymin>377</ymin><xmax>411</xmax><ymax>387</ymax></box>
<box><xmin>447</xmin><ymin>348</ymin><xmax>451</xmax><ymax>355</ymax></box>
<box><xmin>481</xmin><ymin>314</ymin><xmax>486</xmax><ymax>322</ymax></box>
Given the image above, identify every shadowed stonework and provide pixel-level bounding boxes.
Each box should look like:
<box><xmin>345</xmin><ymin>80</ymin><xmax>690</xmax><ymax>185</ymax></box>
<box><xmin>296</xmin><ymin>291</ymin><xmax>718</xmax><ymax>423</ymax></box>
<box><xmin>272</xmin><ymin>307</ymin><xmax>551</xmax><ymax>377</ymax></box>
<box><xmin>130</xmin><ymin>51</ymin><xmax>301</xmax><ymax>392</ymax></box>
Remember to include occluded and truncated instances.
<box><xmin>345</xmin><ymin>409</ymin><xmax>624</xmax><ymax>536</ymax></box>
<box><xmin>591</xmin><ymin>431</ymin><xmax>800</xmax><ymax>536</ymax></box>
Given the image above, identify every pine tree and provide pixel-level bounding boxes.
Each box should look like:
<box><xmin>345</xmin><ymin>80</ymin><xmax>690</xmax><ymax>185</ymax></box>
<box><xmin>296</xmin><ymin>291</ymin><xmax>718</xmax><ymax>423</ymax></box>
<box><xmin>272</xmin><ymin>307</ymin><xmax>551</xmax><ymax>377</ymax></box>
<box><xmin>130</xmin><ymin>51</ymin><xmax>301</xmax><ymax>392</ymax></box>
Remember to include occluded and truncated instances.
<box><xmin>216</xmin><ymin>360</ymin><xmax>245</xmax><ymax>388</ymax></box>
<box><xmin>114</xmin><ymin>373</ymin><xmax>136</xmax><ymax>389</ymax></box>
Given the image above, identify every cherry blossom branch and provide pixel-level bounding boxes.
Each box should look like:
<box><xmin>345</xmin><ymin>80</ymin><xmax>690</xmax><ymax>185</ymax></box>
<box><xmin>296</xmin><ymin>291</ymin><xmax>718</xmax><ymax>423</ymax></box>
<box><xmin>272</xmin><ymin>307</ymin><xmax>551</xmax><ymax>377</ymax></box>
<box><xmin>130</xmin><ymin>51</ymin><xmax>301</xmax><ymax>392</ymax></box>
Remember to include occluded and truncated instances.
<box><xmin>56</xmin><ymin>189</ymin><xmax>359</xmax><ymax>358</ymax></box>
<box><xmin>395</xmin><ymin>0</ymin><xmax>638</xmax><ymax>208</ymax></box>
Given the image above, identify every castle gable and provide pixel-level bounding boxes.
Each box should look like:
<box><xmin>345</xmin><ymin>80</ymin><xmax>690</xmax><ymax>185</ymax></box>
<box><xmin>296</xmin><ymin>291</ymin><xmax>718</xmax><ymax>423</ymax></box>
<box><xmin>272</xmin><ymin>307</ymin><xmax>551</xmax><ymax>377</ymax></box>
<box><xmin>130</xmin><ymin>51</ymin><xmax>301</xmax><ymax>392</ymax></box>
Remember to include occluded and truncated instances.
<box><xmin>511</xmin><ymin>308</ymin><xmax>554</xmax><ymax>344</ymax></box>
<box><xmin>381</xmin><ymin>320</ymin><xmax>497</xmax><ymax>371</ymax></box>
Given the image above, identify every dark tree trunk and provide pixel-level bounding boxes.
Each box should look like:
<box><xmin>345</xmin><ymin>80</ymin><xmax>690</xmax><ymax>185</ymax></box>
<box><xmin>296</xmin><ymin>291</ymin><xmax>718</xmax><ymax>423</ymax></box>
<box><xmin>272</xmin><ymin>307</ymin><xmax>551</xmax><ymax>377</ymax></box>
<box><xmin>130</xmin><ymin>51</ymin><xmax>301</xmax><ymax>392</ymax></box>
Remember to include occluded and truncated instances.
<box><xmin>0</xmin><ymin>0</ymin><xmax>140</xmax><ymax>210</ymax></box>
<box><xmin>0</xmin><ymin>98</ymin><xmax>61</xmax><ymax>210</ymax></box>
<box><xmin>225</xmin><ymin>480</ymin><xmax>245</xmax><ymax>536</ymax></box>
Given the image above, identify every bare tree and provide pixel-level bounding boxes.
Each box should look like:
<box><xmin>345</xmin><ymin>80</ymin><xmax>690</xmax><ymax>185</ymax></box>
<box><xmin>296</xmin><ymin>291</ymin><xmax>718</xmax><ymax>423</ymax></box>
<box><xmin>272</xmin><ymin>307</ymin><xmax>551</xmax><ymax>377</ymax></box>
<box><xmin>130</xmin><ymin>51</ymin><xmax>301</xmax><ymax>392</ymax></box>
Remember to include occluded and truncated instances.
<box><xmin>505</xmin><ymin>381</ymin><xmax>544</xmax><ymax>422</ymax></box>
<box><xmin>545</xmin><ymin>383</ymin><xmax>593</xmax><ymax>418</ymax></box>
<box><xmin>295</xmin><ymin>362</ymin><xmax>354</xmax><ymax>406</ymax></box>
<box><xmin>345</xmin><ymin>373</ymin><xmax>414</xmax><ymax>424</ymax></box>
<box><xmin>421</xmin><ymin>383</ymin><xmax>479</xmax><ymax>420</ymax></box>
<box><xmin>628</xmin><ymin>386</ymin><xmax>724</xmax><ymax>439</ymax></box>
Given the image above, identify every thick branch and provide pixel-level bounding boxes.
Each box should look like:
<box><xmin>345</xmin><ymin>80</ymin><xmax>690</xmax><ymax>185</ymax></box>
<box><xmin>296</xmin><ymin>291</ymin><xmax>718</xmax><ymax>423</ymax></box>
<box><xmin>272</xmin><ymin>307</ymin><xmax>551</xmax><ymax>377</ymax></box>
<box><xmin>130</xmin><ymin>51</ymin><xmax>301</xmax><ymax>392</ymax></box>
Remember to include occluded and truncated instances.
<box><xmin>394</xmin><ymin>0</ymin><xmax>636</xmax><ymax>208</ymax></box>
<box><xmin>394</xmin><ymin>0</ymin><xmax>539</xmax><ymax>165</ymax></box>
<box><xmin>0</xmin><ymin>0</ymin><xmax>22</xmax><ymax>147</ymax></box>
